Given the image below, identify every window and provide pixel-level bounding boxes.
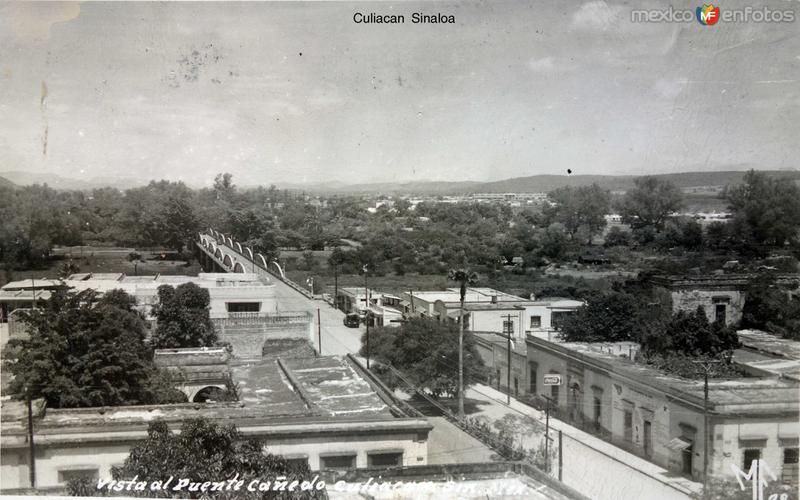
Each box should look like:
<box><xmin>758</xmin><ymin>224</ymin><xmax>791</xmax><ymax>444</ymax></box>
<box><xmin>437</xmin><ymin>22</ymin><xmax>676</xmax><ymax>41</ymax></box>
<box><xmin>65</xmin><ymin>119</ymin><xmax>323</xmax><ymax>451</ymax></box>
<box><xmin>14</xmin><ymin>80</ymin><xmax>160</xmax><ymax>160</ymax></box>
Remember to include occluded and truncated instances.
<box><xmin>529</xmin><ymin>316</ymin><xmax>542</xmax><ymax>328</ymax></box>
<box><xmin>593</xmin><ymin>397</ymin><xmax>602</xmax><ymax>428</ymax></box>
<box><xmin>226</xmin><ymin>302</ymin><xmax>261</xmax><ymax>313</ymax></box>
<box><xmin>623</xmin><ymin>410</ymin><xmax>633</xmax><ymax>442</ymax></box>
<box><xmin>743</xmin><ymin>449</ymin><xmax>761</xmax><ymax>470</ymax></box>
<box><xmin>320</xmin><ymin>454</ymin><xmax>356</xmax><ymax>471</ymax></box>
<box><xmin>58</xmin><ymin>468</ymin><xmax>99</xmax><ymax>484</ymax></box>
<box><xmin>783</xmin><ymin>448</ymin><xmax>799</xmax><ymax>486</ymax></box>
<box><xmin>502</xmin><ymin>319</ymin><xmax>515</xmax><ymax>335</ymax></box>
<box><xmin>368</xmin><ymin>451</ymin><xmax>403</xmax><ymax>467</ymax></box>
<box><xmin>529</xmin><ymin>366</ymin><xmax>537</xmax><ymax>394</ymax></box>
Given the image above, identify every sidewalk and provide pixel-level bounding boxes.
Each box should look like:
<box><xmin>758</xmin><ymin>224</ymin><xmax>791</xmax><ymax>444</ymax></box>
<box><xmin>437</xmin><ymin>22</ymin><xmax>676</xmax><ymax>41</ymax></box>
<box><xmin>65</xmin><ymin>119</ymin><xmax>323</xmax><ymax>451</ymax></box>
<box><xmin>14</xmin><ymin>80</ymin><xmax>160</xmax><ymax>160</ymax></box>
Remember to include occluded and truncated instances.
<box><xmin>466</xmin><ymin>384</ymin><xmax>703</xmax><ymax>499</ymax></box>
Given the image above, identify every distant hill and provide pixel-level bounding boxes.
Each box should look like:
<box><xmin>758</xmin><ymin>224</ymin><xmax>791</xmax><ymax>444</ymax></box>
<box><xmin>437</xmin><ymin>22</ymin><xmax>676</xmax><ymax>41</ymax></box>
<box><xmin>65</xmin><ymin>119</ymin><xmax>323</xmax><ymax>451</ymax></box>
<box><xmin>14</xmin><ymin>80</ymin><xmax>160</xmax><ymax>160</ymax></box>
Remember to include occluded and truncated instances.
<box><xmin>292</xmin><ymin>170</ymin><xmax>800</xmax><ymax>195</ymax></box>
<box><xmin>2</xmin><ymin>169</ymin><xmax>797</xmax><ymax>195</ymax></box>
<box><xmin>0</xmin><ymin>176</ymin><xmax>16</xmax><ymax>189</ymax></box>
<box><xmin>470</xmin><ymin>170</ymin><xmax>800</xmax><ymax>194</ymax></box>
<box><xmin>0</xmin><ymin>171</ymin><xmax>151</xmax><ymax>191</ymax></box>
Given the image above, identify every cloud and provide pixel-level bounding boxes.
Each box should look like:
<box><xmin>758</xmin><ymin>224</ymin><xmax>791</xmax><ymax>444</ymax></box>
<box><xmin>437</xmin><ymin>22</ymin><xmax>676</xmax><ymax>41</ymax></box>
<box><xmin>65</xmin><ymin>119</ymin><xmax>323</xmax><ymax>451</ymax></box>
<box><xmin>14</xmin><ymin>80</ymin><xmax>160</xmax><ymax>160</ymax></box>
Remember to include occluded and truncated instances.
<box><xmin>654</xmin><ymin>78</ymin><xmax>689</xmax><ymax>99</ymax></box>
<box><xmin>528</xmin><ymin>57</ymin><xmax>555</xmax><ymax>73</ymax></box>
<box><xmin>570</xmin><ymin>1</ymin><xmax>625</xmax><ymax>33</ymax></box>
<box><xmin>3</xmin><ymin>2</ymin><xmax>81</xmax><ymax>44</ymax></box>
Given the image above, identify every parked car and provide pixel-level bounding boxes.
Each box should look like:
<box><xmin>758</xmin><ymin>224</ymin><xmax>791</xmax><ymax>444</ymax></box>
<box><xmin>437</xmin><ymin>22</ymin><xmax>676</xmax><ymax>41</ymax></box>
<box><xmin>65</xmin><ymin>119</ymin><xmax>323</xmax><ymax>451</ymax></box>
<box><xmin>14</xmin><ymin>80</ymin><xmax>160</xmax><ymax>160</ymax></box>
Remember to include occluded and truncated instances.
<box><xmin>343</xmin><ymin>313</ymin><xmax>360</xmax><ymax>328</ymax></box>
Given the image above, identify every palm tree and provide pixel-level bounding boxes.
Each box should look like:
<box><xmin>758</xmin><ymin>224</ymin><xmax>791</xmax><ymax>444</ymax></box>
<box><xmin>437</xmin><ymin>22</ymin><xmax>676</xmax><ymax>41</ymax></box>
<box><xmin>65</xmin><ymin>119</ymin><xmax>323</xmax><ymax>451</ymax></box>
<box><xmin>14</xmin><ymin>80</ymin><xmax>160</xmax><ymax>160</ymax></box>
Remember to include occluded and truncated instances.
<box><xmin>447</xmin><ymin>268</ymin><xmax>478</xmax><ymax>420</ymax></box>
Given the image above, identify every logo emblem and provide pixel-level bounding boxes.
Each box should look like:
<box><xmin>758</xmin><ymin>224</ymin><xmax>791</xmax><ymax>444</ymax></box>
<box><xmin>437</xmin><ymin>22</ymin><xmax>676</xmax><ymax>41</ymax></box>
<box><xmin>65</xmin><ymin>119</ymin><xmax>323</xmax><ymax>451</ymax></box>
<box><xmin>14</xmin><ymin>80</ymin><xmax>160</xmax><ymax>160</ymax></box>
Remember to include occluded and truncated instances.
<box><xmin>697</xmin><ymin>4</ymin><xmax>720</xmax><ymax>25</ymax></box>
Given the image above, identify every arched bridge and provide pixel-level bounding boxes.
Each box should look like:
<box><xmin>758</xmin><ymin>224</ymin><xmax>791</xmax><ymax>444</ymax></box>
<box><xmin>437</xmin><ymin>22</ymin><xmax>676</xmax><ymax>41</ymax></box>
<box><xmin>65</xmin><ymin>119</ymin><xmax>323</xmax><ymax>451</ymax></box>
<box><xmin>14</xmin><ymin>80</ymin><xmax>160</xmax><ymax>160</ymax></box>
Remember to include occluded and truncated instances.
<box><xmin>196</xmin><ymin>230</ymin><xmax>285</xmax><ymax>279</ymax></box>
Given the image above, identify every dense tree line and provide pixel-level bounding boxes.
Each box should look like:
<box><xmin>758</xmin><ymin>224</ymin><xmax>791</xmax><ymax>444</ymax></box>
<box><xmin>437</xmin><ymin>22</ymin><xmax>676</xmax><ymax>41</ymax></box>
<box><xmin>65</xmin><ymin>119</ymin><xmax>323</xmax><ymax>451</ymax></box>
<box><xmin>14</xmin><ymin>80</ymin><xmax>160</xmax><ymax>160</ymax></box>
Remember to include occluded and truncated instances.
<box><xmin>2</xmin><ymin>170</ymin><xmax>797</xmax><ymax>279</ymax></box>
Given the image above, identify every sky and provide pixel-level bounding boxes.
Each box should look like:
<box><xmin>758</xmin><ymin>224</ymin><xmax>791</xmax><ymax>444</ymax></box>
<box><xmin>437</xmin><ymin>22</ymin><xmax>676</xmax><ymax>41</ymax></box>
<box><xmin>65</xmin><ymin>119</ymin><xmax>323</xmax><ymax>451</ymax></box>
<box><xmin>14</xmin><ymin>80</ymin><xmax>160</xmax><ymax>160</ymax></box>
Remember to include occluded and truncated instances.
<box><xmin>0</xmin><ymin>1</ymin><xmax>798</xmax><ymax>187</ymax></box>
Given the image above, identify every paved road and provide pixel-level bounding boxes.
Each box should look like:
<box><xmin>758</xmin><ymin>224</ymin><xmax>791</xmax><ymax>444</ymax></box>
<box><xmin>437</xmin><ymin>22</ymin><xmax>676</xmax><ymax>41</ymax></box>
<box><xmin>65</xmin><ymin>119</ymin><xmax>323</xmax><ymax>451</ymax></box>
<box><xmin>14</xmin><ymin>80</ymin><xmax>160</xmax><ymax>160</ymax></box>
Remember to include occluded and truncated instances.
<box><xmin>206</xmin><ymin>239</ymin><xmax>363</xmax><ymax>356</ymax></box>
<box><xmin>267</xmin><ymin>272</ymin><xmax>363</xmax><ymax>356</ymax></box>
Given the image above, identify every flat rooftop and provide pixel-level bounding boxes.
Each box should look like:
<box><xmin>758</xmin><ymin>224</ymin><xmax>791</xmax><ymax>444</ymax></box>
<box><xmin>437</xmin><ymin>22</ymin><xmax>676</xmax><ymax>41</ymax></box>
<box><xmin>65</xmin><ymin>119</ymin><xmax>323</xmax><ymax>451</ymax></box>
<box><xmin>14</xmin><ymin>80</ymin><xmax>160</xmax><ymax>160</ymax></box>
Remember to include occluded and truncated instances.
<box><xmin>407</xmin><ymin>288</ymin><xmax>527</xmax><ymax>303</ymax></box>
<box><xmin>735</xmin><ymin>329</ymin><xmax>800</xmax><ymax>381</ymax></box>
<box><xmin>527</xmin><ymin>336</ymin><xmax>800</xmax><ymax>415</ymax></box>
<box><xmin>650</xmin><ymin>273</ymin><xmax>800</xmax><ymax>289</ymax></box>
<box><xmin>1</xmin><ymin>273</ymin><xmax>271</xmax><ymax>299</ymax></box>
<box><xmin>1</xmin><ymin>356</ymin><xmax>423</xmax><ymax>448</ymax></box>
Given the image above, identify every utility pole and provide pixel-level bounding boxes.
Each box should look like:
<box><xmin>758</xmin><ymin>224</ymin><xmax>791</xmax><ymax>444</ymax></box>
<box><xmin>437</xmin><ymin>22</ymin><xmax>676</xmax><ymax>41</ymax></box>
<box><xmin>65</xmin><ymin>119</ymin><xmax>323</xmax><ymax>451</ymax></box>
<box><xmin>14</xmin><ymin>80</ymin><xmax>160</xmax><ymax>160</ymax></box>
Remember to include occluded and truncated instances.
<box><xmin>317</xmin><ymin>308</ymin><xmax>322</xmax><ymax>356</ymax></box>
<box><xmin>544</xmin><ymin>395</ymin><xmax>553</xmax><ymax>474</ymax></box>
<box><xmin>692</xmin><ymin>359</ymin><xmax>722</xmax><ymax>489</ymax></box>
<box><xmin>26</xmin><ymin>387</ymin><xmax>36</xmax><ymax>488</ymax></box>
<box><xmin>364</xmin><ymin>265</ymin><xmax>370</xmax><ymax>369</ymax></box>
<box><xmin>458</xmin><ymin>290</ymin><xmax>465</xmax><ymax>421</ymax></box>
<box><xmin>333</xmin><ymin>263</ymin><xmax>338</xmax><ymax>311</ymax></box>
<box><xmin>502</xmin><ymin>314</ymin><xmax>514</xmax><ymax>405</ymax></box>
<box><xmin>558</xmin><ymin>430</ymin><xmax>563</xmax><ymax>481</ymax></box>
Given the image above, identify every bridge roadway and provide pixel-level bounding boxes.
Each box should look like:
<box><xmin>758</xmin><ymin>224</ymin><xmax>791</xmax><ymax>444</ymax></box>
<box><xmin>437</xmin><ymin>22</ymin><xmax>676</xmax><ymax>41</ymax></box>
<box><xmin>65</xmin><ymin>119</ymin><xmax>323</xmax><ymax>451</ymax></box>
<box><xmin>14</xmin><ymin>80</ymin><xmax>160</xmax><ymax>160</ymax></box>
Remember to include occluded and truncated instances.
<box><xmin>205</xmin><ymin>239</ymin><xmax>363</xmax><ymax>357</ymax></box>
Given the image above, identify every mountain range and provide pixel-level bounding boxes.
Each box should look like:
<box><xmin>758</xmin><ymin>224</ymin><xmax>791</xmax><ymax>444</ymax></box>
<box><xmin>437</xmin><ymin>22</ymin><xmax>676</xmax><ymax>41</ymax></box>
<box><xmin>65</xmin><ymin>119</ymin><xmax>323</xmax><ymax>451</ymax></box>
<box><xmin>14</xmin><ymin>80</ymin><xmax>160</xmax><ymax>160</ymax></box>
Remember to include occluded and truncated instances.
<box><xmin>1</xmin><ymin>169</ymin><xmax>798</xmax><ymax>195</ymax></box>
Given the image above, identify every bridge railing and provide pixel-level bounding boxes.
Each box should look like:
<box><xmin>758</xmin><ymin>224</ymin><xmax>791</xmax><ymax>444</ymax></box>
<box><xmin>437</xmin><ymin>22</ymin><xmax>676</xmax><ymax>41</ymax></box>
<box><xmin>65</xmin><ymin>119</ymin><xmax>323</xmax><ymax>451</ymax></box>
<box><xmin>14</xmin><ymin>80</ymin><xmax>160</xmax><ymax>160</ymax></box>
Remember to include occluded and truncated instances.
<box><xmin>199</xmin><ymin>231</ymin><xmax>316</xmax><ymax>301</ymax></box>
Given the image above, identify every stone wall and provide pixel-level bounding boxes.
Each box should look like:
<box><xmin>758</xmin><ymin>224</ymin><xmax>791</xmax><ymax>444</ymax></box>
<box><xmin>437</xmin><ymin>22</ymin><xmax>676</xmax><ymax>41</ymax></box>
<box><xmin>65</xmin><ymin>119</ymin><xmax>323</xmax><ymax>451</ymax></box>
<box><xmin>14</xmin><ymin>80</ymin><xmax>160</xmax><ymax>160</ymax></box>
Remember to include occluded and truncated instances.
<box><xmin>670</xmin><ymin>289</ymin><xmax>745</xmax><ymax>326</ymax></box>
<box><xmin>213</xmin><ymin>315</ymin><xmax>311</xmax><ymax>359</ymax></box>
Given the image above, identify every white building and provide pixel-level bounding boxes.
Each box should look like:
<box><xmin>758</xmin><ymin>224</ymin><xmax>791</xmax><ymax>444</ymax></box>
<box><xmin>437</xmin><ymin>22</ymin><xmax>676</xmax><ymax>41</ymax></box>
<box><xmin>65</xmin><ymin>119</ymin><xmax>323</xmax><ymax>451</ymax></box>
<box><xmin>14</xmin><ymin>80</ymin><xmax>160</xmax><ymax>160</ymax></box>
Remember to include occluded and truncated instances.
<box><xmin>0</xmin><ymin>273</ymin><xmax>277</xmax><ymax>323</ymax></box>
<box><xmin>401</xmin><ymin>288</ymin><xmax>583</xmax><ymax>340</ymax></box>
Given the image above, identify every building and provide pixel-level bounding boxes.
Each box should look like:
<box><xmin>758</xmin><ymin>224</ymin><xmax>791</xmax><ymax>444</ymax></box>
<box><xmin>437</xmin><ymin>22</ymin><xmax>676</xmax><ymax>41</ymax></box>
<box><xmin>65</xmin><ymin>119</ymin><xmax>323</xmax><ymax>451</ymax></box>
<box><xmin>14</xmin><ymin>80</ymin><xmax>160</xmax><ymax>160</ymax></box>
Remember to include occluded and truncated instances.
<box><xmin>524</xmin><ymin>334</ymin><xmax>800</xmax><ymax>486</ymax></box>
<box><xmin>401</xmin><ymin>288</ymin><xmax>583</xmax><ymax>340</ymax></box>
<box><xmin>0</xmin><ymin>273</ymin><xmax>313</xmax><ymax>359</ymax></box>
<box><xmin>334</xmin><ymin>288</ymin><xmax>404</xmax><ymax>327</ymax></box>
<box><xmin>0</xmin><ymin>272</ymin><xmax>277</xmax><ymax>323</ymax></box>
<box><xmin>649</xmin><ymin>274</ymin><xmax>800</xmax><ymax>327</ymax></box>
<box><xmin>0</xmin><ymin>354</ymin><xmax>433</xmax><ymax>492</ymax></box>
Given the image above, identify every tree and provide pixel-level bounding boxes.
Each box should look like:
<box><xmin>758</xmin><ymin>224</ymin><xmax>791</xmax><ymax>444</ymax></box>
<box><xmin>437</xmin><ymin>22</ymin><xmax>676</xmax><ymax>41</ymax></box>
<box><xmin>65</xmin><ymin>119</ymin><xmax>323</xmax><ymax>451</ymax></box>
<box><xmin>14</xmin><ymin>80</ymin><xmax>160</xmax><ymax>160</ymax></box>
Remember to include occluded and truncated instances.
<box><xmin>603</xmin><ymin>226</ymin><xmax>630</xmax><ymax>247</ymax></box>
<box><xmin>725</xmin><ymin>169</ymin><xmax>800</xmax><ymax>248</ymax></box>
<box><xmin>364</xmin><ymin>317</ymin><xmax>486</xmax><ymax>401</ymax></box>
<box><xmin>213</xmin><ymin>172</ymin><xmax>236</xmax><ymax>201</ymax></box>
<box><xmin>150</xmin><ymin>283</ymin><xmax>218</xmax><ymax>349</ymax></box>
<box><xmin>619</xmin><ymin>176</ymin><xmax>683</xmax><ymax>231</ymax></box>
<box><xmin>545</xmin><ymin>184</ymin><xmax>610</xmax><ymax>242</ymax></box>
<box><xmin>639</xmin><ymin>306</ymin><xmax>739</xmax><ymax>358</ymax></box>
<box><xmin>70</xmin><ymin>418</ymin><xmax>324</xmax><ymax>499</ymax></box>
<box><xmin>558</xmin><ymin>291</ymin><xmax>652</xmax><ymax>343</ymax></box>
<box><xmin>538</xmin><ymin>223</ymin><xmax>570</xmax><ymax>260</ymax></box>
<box><xmin>5</xmin><ymin>289</ymin><xmax>185</xmax><ymax>408</ymax></box>
<box><xmin>740</xmin><ymin>275</ymin><xmax>800</xmax><ymax>339</ymax></box>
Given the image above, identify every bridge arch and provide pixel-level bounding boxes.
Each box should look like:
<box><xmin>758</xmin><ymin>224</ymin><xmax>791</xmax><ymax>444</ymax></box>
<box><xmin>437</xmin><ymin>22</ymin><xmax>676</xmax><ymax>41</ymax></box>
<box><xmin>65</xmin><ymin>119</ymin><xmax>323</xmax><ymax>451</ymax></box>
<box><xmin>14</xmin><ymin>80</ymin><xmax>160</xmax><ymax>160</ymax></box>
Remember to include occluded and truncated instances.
<box><xmin>191</xmin><ymin>385</ymin><xmax>227</xmax><ymax>403</ymax></box>
<box><xmin>227</xmin><ymin>237</ymin><xmax>234</xmax><ymax>247</ymax></box>
<box><xmin>223</xmin><ymin>254</ymin><xmax>233</xmax><ymax>268</ymax></box>
<box><xmin>270</xmin><ymin>261</ymin><xmax>286</xmax><ymax>279</ymax></box>
<box><xmin>233</xmin><ymin>262</ymin><xmax>246</xmax><ymax>273</ymax></box>
<box><xmin>235</xmin><ymin>242</ymin><xmax>243</xmax><ymax>253</ymax></box>
<box><xmin>245</xmin><ymin>247</ymin><xmax>254</xmax><ymax>260</ymax></box>
<box><xmin>214</xmin><ymin>248</ymin><xmax>223</xmax><ymax>260</ymax></box>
